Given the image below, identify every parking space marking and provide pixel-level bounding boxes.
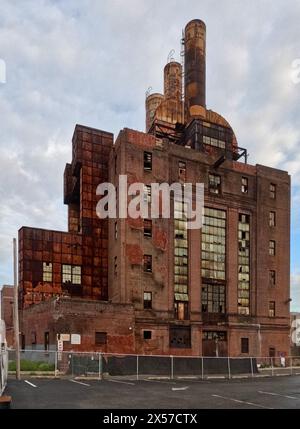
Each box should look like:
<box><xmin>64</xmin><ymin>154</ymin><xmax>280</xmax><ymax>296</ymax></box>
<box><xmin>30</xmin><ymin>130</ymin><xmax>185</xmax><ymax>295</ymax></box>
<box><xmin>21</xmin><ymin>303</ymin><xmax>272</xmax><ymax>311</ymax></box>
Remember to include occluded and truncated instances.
<box><xmin>258</xmin><ymin>391</ymin><xmax>298</xmax><ymax>400</ymax></box>
<box><xmin>143</xmin><ymin>379</ymin><xmax>177</xmax><ymax>385</ymax></box>
<box><xmin>25</xmin><ymin>380</ymin><xmax>37</xmax><ymax>388</ymax></box>
<box><xmin>212</xmin><ymin>394</ymin><xmax>273</xmax><ymax>409</ymax></box>
<box><xmin>69</xmin><ymin>379</ymin><xmax>90</xmax><ymax>387</ymax></box>
<box><xmin>107</xmin><ymin>379</ymin><xmax>135</xmax><ymax>386</ymax></box>
<box><xmin>172</xmin><ymin>387</ymin><xmax>189</xmax><ymax>391</ymax></box>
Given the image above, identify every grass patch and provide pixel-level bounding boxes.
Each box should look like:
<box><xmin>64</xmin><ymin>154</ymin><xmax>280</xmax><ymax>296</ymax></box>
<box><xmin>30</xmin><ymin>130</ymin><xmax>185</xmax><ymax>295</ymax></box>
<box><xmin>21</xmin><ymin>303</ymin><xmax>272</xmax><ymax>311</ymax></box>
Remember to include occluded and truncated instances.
<box><xmin>9</xmin><ymin>360</ymin><xmax>55</xmax><ymax>372</ymax></box>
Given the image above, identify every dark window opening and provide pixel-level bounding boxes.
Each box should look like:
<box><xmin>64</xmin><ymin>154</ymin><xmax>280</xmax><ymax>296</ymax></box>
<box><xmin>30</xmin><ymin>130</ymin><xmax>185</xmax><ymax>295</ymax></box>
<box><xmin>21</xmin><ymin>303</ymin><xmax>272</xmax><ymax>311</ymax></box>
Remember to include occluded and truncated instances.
<box><xmin>114</xmin><ymin>256</ymin><xmax>118</xmax><ymax>276</ymax></box>
<box><xmin>269</xmin><ymin>270</ymin><xmax>276</xmax><ymax>287</ymax></box>
<box><xmin>144</xmin><ymin>255</ymin><xmax>152</xmax><ymax>273</ymax></box>
<box><xmin>269</xmin><ymin>347</ymin><xmax>276</xmax><ymax>358</ymax></box>
<box><xmin>95</xmin><ymin>332</ymin><xmax>107</xmax><ymax>345</ymax></box>
<box><xmin>115</xmin><ymin>222</ymin><xmax>118</xmax><ymax>240</ymax></box>
<box><xmin>144</xmin><ymin>219</ymin><xmax>152</xmax><ymax>237</ymax></box>
<box><xmin>143</xmin><ymin>331</ymin><xmax>152</xmax><ymax>340</ymax></box>
<box><xmin>241</xmin><ymin>338</ymin><xmax>249</xmax><ymax>354</ymax></box>
<box><xmin>144</xmin><ymin>152</ymin><xmax>152</xmax><ymax>171</ymax></box>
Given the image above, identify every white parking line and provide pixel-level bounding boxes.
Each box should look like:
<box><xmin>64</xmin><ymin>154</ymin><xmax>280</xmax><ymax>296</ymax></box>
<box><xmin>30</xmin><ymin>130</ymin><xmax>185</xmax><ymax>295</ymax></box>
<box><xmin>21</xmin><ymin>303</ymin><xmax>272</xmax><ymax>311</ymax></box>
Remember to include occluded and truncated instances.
<box><xmin>143</xmin><ymin>379</ymin><xmax>177</xmax><ymax>385</ymax></box>
<box><xmin>25</xmin><ymin>380</ymin><xmax>37</xmax><ymax>388</ymax></box>
<box><xmin>172</xmin><ymin>387</ymin><xmax>189</xmax><ymax>391</ymax></box>
<box><xmin>69</xmin><ymin>379</ymin><xmax>90</xmax><ymax>387</ymax></box>
<box><xmin>212</xmin><ymin>394</ymin><xmax>273</xmax><ymax>409</ymax></box>
<box><xmin>107</xmin><ymin>379</ymin><xmax>135</xmax><ymax>386</ymax></box>
<box><xmin>258</xmin><ymin>391</ymin><xmax>298</xmax><ymax>400</ymax></box>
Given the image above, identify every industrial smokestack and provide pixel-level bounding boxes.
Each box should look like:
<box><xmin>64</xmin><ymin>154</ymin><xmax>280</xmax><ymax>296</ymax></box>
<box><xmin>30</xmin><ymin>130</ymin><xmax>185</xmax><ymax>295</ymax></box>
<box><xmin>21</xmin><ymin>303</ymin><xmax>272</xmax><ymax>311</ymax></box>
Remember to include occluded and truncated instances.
<box><xmin>184</xmin><ymin>19</ymin><xmax>206</xmax><ymax>121</ymax></box>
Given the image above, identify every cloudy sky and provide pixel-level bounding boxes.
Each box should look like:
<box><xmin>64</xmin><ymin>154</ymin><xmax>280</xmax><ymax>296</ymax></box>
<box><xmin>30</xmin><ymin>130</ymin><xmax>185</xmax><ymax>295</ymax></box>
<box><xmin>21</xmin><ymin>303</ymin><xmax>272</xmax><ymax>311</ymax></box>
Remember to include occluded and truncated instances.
<box><xmin>0</xmin><ymin>0</ymin><xmax>299</xmax><ymax>309</ymax></box>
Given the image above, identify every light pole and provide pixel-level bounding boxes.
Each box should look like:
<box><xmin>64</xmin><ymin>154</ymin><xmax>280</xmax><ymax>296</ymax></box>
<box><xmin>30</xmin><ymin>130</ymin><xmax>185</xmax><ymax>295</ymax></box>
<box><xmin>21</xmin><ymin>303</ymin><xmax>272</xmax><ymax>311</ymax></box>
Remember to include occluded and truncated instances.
<box><xmin>13</xmin><ymin>238</ymin><xmax>21</xmax><ymax>380</ymax></box>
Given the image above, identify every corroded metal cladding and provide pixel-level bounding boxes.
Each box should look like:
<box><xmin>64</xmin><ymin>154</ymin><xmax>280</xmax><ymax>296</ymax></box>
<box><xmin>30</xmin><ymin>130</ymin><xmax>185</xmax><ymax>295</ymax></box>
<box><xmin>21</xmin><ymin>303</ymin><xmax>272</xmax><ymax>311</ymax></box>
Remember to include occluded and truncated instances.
<box><xmin>145</xmin><ymin>93</ymin><xmax>164</xmax><ymax>132</ymax></box>
<box><xmin>164</xmin><ymin>61</ymin><xmax>182</xmax><ymax>102</ymax></box>
<box><xmin>184</xmin><ymin>19</ymin><xmax>206</xmax><ymax>120</ymax></box>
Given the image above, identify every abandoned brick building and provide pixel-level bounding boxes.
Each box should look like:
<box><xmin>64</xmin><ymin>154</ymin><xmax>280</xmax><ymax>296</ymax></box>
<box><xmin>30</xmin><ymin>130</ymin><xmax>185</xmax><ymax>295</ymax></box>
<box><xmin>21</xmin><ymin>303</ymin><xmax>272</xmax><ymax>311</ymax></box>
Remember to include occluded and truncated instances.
<box><xmin>19</xmin><ymin>19</ymin><xmax>291</xmax><ymax>357</ymax></box>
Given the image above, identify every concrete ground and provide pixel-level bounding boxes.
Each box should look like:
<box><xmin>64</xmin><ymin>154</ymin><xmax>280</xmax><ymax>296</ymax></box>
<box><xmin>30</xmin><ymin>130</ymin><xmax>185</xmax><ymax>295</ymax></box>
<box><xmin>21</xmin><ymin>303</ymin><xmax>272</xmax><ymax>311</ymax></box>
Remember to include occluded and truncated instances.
<box><xmin>4</xmin><ymin>375</ymin><xmax>300</xmax><ymax>409</ymax></box>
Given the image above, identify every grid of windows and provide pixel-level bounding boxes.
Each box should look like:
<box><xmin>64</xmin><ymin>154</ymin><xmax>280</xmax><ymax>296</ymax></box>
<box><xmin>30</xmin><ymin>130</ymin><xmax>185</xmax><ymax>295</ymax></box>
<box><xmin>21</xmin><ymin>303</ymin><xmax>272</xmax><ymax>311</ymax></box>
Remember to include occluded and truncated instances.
<box><xmin>241</xmin><ymin>177</ymin><xmax>248</xmax><ymax>194</ymax></box>
<box><xmin>174</xmin><ymin>200</ymin><xmax>189</xmax><ymax>301</ymax></box>
<box><xmin>43</xmin><ymin>262</ymin><xmax>52</xmax><ymax>282</ymax></box>
<box><xmin>203</xmin><ymin>135</ymin><xmax>226</xmax><ymax>149</ymax></box>
<box><xmin>202</xmin><ymin>208</ymin><xmax>226</xmax><ymax>280</ymax></box>
<box><xmin>202</xmin><ymin>284</ymin><xmax>225</xmax><ymax>314</ymax></box>
<box><xmin>174</xmin><ymin>199</ymin><xmax>189</xmax><ymax>320</ymax></box>
<box><xmin>208</xmin><ymin>174</ymin><xmax>221</xmax><ymax>195</ymax></box>
<box><xmin>238</xmin><ymin>214</ymin><xmax>250</xmax><ymax>315</ymax></box>
<box><xmin>269</xmin><ymin>240</ymin><xmax>276</xmax><ymax>256</ymax></box>
<box><xmin>62</xmin><ymin>265</ymin><xmax>81</xmax><ymax>285</ymax></box>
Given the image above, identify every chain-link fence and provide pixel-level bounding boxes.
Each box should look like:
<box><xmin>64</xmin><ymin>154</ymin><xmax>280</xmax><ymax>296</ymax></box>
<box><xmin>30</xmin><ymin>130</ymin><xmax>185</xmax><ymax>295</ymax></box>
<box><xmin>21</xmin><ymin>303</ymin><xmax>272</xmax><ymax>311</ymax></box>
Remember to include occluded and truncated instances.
<box><xmin>0</xmin><ymin>350</ymin><xmax>8</xmax><ymax>395</ymax></box>
<box><xmin>7</xmin><ymin>350</ymin><xmax>300</xmax><ymax>380</ymax></box>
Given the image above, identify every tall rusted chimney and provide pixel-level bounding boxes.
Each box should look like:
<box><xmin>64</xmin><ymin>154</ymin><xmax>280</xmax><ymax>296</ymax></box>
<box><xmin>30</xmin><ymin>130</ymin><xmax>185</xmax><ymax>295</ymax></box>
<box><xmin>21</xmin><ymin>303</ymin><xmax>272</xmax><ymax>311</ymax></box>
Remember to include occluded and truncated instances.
<box><xmin>184</xmin><ymin>19</ymin><xmax>206</xmax><ymax>121</ymax></box>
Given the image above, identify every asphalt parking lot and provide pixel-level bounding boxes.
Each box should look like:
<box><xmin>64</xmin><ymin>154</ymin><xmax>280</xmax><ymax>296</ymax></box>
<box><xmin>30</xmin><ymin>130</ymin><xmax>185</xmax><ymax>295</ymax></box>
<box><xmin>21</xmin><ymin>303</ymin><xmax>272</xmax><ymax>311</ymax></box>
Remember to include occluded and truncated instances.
<box><xmin>4</xmin><ymin>375</ymin><xmax>300</xmax><ymax>409</ymax></box>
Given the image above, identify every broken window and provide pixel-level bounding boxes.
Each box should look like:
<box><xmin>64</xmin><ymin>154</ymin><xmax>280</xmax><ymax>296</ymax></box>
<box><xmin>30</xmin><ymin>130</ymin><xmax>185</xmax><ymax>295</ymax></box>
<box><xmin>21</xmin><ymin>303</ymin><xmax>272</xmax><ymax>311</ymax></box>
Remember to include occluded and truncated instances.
<box><xmin>174</xmin><ymin>301</ymin><xmax>189</xmax><ymax>321</ymax></box>
<box><xmin>202</xmin><ymin>208</ymin><xmax>226</xmax><ymax>281</ymax></box>
<box><xmin>269</xmin><ymin>240</ymin><xmax>276</xmax><ymax>256</ymax></box>
<box><xmin>202</xmin><ymin>284</ymin><xmax>225</xmax><ymax>314</ymax></box>
<box><xmin>241</xmin><ymin>177</ymin><xmax>248</xmax><ymax>194</ymax></box>
<box><xmin>270</xmin><ymin>183</ymin><xmax>276</xmax><ymax>199</ymax></box>
<box><xmin>203</xmin><ymin>331</ymin><xmax>227</xmax><ymax>341</ymax></box>
<box><xmin>144</xmin><ymin>152</ymin><xmax>152</xmax><ymax>171</ymax></box>
<box><xmin>143</xmin><ymin>255</ymin><xmax>152</xmax><ymax>273</ymax></box>
<box><xmin>43</xmin><ymin>262</ymin><xmax>53</xmax><ymax>282</ymax></box>
<box><xmin>269</xmin><ymin>211</ymin><xmax>276</xmax><ymax>227</ymax></box>
<box><xmin>209</xmin><ymin>174</ymin><xmax>221</xmax><ymax>195</ymax></box>
<box><xmin>269</xmin><ymin>301</ymin><xmax>276</xmax><ymax>317</ymax></box>
<box><xmin>62</xmin><ymin>265</ymin><xmax>81</xmax><ymax>285</ymax></box>
<box><xmin>143</xmin><ymin>292</ymin><xmax>152</xmax><ymax>309</ymax></box>
<box><xmin>238</xmin><ymin>214</ymin><xmax>250</xmax><ymax>315</ymax></box>
<box><xmin>170</xmin><ymin>326</ymin><xmax>191</xmax><ymax>349</ymax></box>
<box><xmin>144</xmin><ymin>219</ymin><xmax>152</xmax><ymax>237</ymax></box>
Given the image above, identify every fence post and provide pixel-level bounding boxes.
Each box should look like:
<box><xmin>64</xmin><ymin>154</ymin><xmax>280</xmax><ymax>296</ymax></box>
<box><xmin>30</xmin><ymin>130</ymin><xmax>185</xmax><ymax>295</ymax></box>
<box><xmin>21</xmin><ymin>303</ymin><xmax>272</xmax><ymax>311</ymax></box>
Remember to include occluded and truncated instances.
<box><xmin>227</xmin><ymin>357</ymin><xmax>231</xmax><ymax>379</ymax></box>
<box><xmin>271</xmin><ymin>357</ymin><xmax>274</xmax><ymax>377</ymax></box>
<box><xmin>55</xmin><ymin>351</ymin><xmax>58</xmax><ymax>378</ymax></box>
<box><xmin>250</xmin><ymin>357</ymin><xmax>254</xmax><ymax>378</ymax></box>
<box><xmin>136</xmin><ymin>355</ymin><xmax>139</xmax><ymax>381</ymax></box>
<box><xmin>201</xmin><ymin>357</ymin><xmax>204</xmax><ymax>380</ymax></box>
<box><xmin>171</xmin><ymin>356</ymin><xmax>174</xmax><ymax>380</ymax></box>
<box><xmin>98</xmin><ymin>353</ymin><xmax>102</xmax><ymax>380</ymax></box>
<box><xmin>291</xmin><ymin>357</ymin><xmax>293</xmax><ymax>376</ymax></box>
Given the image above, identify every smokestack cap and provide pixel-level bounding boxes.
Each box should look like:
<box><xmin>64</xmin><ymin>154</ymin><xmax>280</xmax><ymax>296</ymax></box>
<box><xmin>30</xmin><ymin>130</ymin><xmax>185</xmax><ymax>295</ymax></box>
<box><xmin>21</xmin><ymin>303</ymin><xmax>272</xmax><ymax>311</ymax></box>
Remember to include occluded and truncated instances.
<box><xmin>185</xmin><ymin>19</ymin><xmax>206</xmax><ymax>31</ymax></box>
